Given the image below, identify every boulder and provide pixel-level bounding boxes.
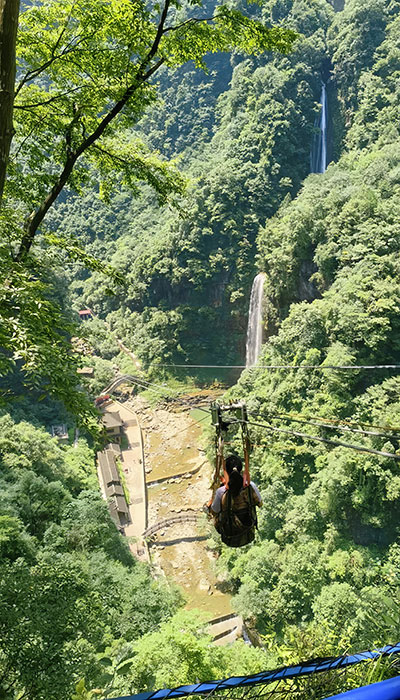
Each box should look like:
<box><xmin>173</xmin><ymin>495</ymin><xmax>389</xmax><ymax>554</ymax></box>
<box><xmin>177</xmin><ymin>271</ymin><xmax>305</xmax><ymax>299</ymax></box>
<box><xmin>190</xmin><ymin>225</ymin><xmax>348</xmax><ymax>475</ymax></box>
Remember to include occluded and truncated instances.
<box><xmin>198</xmin><ymin>579</ymin><xmax>210</xmax><ymax>591</ymax></box>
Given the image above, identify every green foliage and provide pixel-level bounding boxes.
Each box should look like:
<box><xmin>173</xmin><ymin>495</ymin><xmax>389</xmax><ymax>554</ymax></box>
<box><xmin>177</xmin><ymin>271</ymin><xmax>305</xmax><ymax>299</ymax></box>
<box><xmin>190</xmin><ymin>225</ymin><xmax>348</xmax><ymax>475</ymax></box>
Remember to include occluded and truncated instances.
<box><xmin>0</xmin><ymin>514</ymin><xmax>36</xmax><ymax>562</ymax></box>
<box><xmin>0</xmin><ymin>416</ymin><xmax>182</xmax><ymax>698</ymax></box>
<box><xmin>80</xmin><ymin>319</ymin><xmax>121</xmax><ymax>360</ymax></box>
<box><xmin>0</xmin><ymin>255</ymin><xmax>99</xmax><ymax>428</ymax></box>
<box><xmin>10</xmin><ymin>470</ymin><xmax>71</xmax><ymax>539</ymax></box>
<box><xmin>2</xmin><ymin>0</ymin><xmax>296</xmax><ymax>416</ymax></box>
<box><xmin>71</xmin><ymin>0</ymin><xmax>333</xmax><ymax>369</ymax></box>
<box><xmin>213</xmin><ymin>0</ymin><xmax>400</xmax><ymax>654</ymax></box>
<box><xmin>328</xmin><ymin>0</ymin><xmax>399</xmax><ymax>113</ymax></box>
<box><xmin>100</xmin><ymin>610</ymin><xmax>270</xmax><ymax>696</ymax></box>
<box><xmin>63</xmin><ymin>439</ymin><xmax>98</xmax><ymax>492</ymax></box>
<box><xmin>79</xmin><ymin>356</ymin><xmax>116</xmax><ymax>399</ymax></box>
<box><xmin>4</xmin><ymin>0</ymin><xmax>400</xmax><ymax>695</ymax></box>
<box><xmin>0</xmin><ymin>553</ymin><xmax>104</xmax><ymax>700</ymax></box>
<box><xmin>9</xmin><ymin>0</ymin><xmax>295</xmax><ymax>222</ymax></box>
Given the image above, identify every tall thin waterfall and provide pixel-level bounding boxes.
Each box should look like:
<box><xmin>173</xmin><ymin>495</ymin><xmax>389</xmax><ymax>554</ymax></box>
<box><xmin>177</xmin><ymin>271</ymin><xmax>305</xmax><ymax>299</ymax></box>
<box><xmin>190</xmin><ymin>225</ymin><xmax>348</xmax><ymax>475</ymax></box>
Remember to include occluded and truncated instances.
<box><xmin>245</xmin><ymin>273</ymin><xmax>265</xmax><ymax>367</ymax></box>
<box><xmin>310</xmin><ymin>82</ymin><xmax>328</xmax><ymax>174</ymax></box>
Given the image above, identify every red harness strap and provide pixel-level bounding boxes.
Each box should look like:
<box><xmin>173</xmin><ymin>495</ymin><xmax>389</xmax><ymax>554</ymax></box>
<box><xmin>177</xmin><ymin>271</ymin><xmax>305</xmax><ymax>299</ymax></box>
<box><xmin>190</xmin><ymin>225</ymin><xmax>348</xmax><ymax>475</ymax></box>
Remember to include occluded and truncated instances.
<box><xmin>242</xmin><ymin>431</ymin><xmax>251</xmax><ymax>487</ymax></box>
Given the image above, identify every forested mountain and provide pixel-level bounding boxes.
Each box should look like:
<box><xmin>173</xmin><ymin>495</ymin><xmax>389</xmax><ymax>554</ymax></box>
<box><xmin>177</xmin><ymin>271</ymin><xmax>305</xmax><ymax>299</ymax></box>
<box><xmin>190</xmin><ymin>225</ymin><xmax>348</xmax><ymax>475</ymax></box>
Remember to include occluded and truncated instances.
<box><xmin>61</xmin><ymin>0</ymin><xmax>400</xmax><ymax>369</ymax></box>
<box><xmin>219</xmin><ymin>0</ymin><xmax>400</xmax><ymax>650</ymax></box>
<box><xmin>54</xmin><ymin>0</ymin><xmax>335</xmax><ymax>365</ymax></box>
<box><xmin>2</xmin><ymin>0</ymin><xmax>400</xmax><ymax>697</ymax></box>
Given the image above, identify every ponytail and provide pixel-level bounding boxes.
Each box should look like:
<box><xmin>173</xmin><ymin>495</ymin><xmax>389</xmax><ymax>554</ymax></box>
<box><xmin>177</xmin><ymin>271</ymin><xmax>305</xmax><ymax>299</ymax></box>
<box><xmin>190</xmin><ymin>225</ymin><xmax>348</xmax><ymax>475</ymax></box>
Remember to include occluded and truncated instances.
<box><xmin>228</xmin><ymin>468</ymin><xmax>243</xmax><ymax>497</ymax></box>
<box><xmin>225</xmin><ymin>455</ymin><xmax>244</xmax><ymax>497</ymax></box>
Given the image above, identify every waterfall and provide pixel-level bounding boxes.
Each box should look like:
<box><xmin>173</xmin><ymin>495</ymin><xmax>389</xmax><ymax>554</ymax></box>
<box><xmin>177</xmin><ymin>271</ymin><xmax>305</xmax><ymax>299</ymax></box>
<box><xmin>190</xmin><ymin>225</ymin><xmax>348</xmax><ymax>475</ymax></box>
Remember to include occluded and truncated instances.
<box><xmin>245</xmin><ymin>273</ymin><xmax>265</xmax><ymax>368</ymax></box>
<box><xmin>310</xmin><ymin>82</ymin><xmax>328</xmax><ymax>174</ymax></box>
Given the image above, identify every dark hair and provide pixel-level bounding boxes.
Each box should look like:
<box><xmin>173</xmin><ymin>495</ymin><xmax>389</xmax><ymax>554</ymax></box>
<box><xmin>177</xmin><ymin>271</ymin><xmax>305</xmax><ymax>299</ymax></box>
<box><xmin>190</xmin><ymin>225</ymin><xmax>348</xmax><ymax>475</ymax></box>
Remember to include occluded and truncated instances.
<box><xmin>225</xmin><ymin>455</ymin><xmax>243</xmax><ymax>497</ymax></box>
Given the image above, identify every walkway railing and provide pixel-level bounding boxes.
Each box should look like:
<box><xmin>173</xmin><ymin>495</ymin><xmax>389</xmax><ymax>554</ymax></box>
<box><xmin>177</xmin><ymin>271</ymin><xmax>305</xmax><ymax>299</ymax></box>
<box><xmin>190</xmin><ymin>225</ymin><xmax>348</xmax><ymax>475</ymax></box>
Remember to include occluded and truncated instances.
<box><xmin>142</xmin><ymin>511</ymin><xmax>201</xmax><ymax>538</ymax></box>
<box><xmin>107</xmin><ymin>644</ymin><xmax>400</xmax><ymax>700</ymax></box>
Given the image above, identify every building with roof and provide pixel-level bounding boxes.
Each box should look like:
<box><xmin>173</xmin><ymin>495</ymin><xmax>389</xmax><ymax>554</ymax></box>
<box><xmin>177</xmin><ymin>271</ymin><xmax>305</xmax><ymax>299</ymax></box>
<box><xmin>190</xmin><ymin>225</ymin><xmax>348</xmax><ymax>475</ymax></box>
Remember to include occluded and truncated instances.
<box><xmin>97</xmin><ymin>448</ymin><xmax>129</xmax><ymax>528</ymax></box>
<box><xmin>78</xmin><ymin>308</ymin><xmax>93</xmax><ymax>321</ymax></box>
<box><xmin>101</xmin><ymin>410</ymin><xmax>124</xmax><ymax>442</ymax></box>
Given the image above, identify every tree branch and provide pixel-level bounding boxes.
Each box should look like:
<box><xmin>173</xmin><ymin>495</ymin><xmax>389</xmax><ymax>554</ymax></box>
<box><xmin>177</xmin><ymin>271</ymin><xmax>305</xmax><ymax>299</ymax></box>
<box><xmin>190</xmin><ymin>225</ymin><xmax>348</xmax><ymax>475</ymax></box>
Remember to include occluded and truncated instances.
<box><xmin>92</xmin><ymin>143</ymin><xmax>131</xmax><ymax>166</ymax></box>
<box><xmin>14</xmin><ymin>32</ymin><xmax>93</xmax><ymax>97</ymax></box>
<box><xmin>162</xmin><ymin>15</ymin><xmax>214</xmax><ymax>34</ymax></box>
<box><xmin>9</xmin><ymin>124</ymin><xmax>36</xmax><ymax>161</ymax></box>
<box><xmin>65</xmin><ymin>103</ymin><xmax>82</xmax><ymax>157</ymax></box>
<box><xmin>2</xmin><ymin>671</ymin><xmax>19</xmax><ymax>696</ymax></box>
<box><xmin>15</xmin><ymin>0</ymin><xmax>173</xmax><ymax>260</ymax></box>
<box><xmin>16</xmin><ymin>56</ymin><xmax>164</xmax><ymax>261</ymax></box>
<box><xmin>145</xmin><ymin>0</ymin><xmax>171</xmax><ymax>66</ymax></box>
<box><xmin>0</xmin><ymin>0</ymin><xmax>20</xmax><ymax>203</ymax></box>
<box><xmin>14</xmin><ymin>0</ymin><xmax>82</xmax><ymax>97</ymax></box>
<box><xmin>14</xmin><ymin>85</ymin><xmax>85</xmax><ymax>110</ymax></box>
<box><xmin>0</xmin><ymin>659</ymin><xmax>14</xmax><ymax>689</ymax></box>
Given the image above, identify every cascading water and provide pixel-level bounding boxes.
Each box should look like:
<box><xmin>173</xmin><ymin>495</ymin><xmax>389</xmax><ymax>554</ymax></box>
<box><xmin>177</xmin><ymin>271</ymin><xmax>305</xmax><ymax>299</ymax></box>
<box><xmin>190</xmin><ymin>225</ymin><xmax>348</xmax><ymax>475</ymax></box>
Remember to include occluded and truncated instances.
<box><xmin>310</xmin><ymin>82</ymin><xmax>328</xmax><ymax>174</ymax></box>
<box><xmin>245</xmin><ymin>273</ymin><xmax>265</xmax><ymax>367</ymax></box>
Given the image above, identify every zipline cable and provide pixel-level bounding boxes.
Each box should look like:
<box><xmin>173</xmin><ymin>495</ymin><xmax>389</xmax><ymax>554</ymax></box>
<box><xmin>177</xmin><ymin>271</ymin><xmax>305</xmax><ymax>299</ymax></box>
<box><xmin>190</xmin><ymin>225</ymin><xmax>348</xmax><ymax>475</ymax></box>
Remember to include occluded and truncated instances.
<box><xmin>113</xmin><ymin>375</ymin><xmax>211</xmax><ymax>414</ymax></box>
<box><xmin>155</xmin><ymin>363</ymin><xmax>400</xmax><ymax>370</ymax></box>
<box><xmin>271</xmin><ymin>410</ymin><xmax>400</xmax><ymax>434</ymax></box>
<box><xmin>174</xmin><ymin>402</ymin><xmax>400</xmax><ymax>437</ymax></box>
<box><xmin>168</xmin><ymin>412</ymin><xmax>210</xmax><ymax>439</ymax></box>
<box><xmin>112</xmin><ymin>376</ymin><xmax>400</xmax><ymax>436</ymax></box>
<box><xmin>108</xmin><ymin>377</ymin><xmax>400</xmax><ymax>459</ymax></box>
<box><xmin>246</xmin><ymin>419</ymin><xmax>400</xmax><ymax>461</ymax></box>
<box><xmin>259</xmin><ymin>411</ymin><xmax>400</xmax><ymax>440</ymax></box>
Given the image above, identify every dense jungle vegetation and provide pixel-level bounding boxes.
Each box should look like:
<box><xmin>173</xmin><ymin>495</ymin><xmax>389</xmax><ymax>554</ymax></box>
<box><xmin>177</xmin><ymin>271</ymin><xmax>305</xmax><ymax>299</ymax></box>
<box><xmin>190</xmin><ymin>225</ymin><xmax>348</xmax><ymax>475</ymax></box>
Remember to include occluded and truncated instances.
<box><xmin>2</xmin><ymin>0</ymin><xmax>400</xmax><ymax>698</ymax></box>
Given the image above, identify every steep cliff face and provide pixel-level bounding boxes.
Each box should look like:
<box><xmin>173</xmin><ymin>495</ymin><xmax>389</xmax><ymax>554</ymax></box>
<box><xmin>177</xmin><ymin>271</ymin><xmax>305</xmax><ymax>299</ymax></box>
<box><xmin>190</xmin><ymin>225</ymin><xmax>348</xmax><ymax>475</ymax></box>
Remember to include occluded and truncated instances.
<box><xmin>330</xmin><ymin>0</ymin><xmax>345</xmax><ymax>10</ymax></box>
<box><xmin>298</xmin><ymin>260</ymin><xmax>320</xmax><ymax>303</ymax></box>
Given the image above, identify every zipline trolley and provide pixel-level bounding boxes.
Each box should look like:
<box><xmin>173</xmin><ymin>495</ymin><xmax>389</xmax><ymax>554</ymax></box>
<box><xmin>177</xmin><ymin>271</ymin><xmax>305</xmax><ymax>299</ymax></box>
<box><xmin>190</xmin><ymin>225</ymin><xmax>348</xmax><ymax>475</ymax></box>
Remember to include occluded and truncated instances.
<box><xmin>210</xmin><ymin>401</ymin><xmax>251</xmax><ymax>496</ymax></box>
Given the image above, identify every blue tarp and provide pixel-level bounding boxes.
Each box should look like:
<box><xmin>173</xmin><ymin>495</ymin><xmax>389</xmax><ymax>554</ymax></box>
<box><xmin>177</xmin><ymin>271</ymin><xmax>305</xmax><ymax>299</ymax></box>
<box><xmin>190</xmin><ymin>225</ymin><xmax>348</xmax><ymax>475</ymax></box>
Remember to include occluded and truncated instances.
<box><xmin>326</xmin><ymin>675</ymin><xmax>400</xmax><ymax>699</ymax></box>
<box><xmin>108</xmin><ymin>643</ymin><xmax>400</xmax><ymax>700</ymax></box>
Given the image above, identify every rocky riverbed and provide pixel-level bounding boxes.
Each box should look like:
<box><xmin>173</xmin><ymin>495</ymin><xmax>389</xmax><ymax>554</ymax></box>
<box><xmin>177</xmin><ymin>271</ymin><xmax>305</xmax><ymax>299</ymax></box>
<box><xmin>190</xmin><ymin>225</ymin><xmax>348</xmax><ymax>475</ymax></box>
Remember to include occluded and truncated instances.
<box><xmin>126</xmin><ymin>395</ymin><xmax>232</xmax><ymax>617</ymax></box>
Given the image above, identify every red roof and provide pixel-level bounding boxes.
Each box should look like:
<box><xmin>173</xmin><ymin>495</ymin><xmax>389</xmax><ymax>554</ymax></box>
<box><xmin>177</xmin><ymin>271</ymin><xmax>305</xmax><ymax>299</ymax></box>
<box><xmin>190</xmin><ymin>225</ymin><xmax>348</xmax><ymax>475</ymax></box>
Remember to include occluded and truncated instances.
<box><xmin>78</xmin><ymin>308</ymin><xmax>92</xmax><ymax>316</ymax></box>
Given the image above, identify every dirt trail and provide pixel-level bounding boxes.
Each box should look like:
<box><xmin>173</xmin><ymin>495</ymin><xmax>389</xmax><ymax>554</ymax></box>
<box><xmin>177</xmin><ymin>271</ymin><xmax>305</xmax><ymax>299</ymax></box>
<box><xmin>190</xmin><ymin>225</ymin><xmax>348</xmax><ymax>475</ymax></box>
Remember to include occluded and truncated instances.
<box><xmin>126</xmin><ymin>395</ymin><xmax>232</xmax><ymax>617</ymax></box>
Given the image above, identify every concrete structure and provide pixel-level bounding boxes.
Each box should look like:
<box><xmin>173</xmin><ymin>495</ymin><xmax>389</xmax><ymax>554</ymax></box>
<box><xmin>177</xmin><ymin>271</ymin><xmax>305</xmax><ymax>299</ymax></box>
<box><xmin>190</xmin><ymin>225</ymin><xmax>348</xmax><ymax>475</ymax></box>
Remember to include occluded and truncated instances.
<box><xmin>208</xmin><ymin>613</ymin><xmax>244</xmax><ymax>646</ymax></box>
<box><xmin>51</xmin><ymin>424</ymin><xmax>69</xmax><ymax>443</ymax></box>
<box><xmin>77</xmin><ymin>366</ymin><xmax>94</xmax><ymax>376</ymax></box>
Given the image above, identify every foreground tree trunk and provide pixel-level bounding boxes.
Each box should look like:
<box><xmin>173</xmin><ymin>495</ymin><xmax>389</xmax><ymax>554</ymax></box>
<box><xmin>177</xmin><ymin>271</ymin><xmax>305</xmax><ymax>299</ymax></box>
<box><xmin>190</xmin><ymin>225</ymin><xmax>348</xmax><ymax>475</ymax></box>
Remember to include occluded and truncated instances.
<box><xmin>0</xmin><ymin>0</ymin><xmax>19</xmax><ymax>204</ymax></box>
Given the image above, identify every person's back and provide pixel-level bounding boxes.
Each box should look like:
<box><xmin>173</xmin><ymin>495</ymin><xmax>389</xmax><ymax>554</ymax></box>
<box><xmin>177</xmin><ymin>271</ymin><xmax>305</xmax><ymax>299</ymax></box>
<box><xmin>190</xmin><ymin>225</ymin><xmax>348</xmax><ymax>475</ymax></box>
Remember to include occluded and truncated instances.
<box><xmin>211</xmin><ymin>455</ymin><xmax>262</xmax><ymax>548</ymax></box>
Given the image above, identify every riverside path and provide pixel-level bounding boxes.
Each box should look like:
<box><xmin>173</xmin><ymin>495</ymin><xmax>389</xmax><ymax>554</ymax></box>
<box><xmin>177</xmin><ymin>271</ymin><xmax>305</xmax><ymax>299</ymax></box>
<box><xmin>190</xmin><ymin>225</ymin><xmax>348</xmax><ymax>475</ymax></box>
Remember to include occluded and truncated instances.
<box><xmin>103</xmin><ymin>400</ymin><xmax>148</xmax><ymax>552</ymax></box>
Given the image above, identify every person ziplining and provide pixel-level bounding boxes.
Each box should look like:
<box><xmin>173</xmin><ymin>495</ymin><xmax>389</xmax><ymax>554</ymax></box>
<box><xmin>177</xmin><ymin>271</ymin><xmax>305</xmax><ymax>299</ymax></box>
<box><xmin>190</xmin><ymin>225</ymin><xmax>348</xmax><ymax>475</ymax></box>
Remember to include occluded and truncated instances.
<box><xmin>207</xmin><ymin>401</ymin><xmax>262</xmax><ymax>547</ymax></box>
